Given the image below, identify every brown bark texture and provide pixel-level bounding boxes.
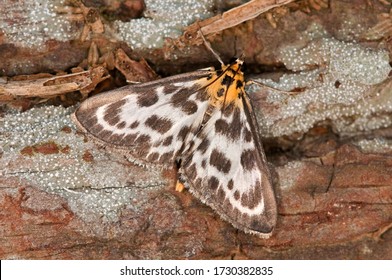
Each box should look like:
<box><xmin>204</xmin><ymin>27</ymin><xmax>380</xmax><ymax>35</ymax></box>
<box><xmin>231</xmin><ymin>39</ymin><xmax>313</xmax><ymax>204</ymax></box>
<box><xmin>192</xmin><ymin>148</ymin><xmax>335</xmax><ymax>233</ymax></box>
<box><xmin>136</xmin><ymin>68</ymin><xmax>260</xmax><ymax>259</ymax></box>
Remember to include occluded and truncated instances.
<box><xmin>1</xmin><ymin>0</ymin><xmax>392</xmax><ymax>259</ymax></box>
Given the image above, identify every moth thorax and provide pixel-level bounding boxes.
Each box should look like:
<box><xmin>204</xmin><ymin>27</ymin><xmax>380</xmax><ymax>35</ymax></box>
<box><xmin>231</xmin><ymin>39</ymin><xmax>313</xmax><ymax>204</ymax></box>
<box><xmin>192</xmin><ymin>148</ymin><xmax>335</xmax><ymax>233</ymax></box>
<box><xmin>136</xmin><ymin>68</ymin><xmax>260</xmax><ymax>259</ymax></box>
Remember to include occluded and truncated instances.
<box><xmin>207</xmin><ymin>63</ymin><xmax>245</xmax><ymax>108</ymax></box>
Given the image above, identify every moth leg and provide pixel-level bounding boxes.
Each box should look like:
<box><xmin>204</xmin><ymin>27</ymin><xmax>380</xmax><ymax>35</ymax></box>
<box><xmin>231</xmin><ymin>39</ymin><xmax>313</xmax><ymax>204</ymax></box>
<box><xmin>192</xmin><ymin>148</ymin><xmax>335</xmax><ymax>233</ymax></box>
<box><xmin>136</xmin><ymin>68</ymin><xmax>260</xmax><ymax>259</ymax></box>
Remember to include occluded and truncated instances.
<box><xmin>175</xmin><ymin>180</ymin><xmax>185</xmax><ymax>192</ymax></box>
<box><xmin>174</xmin><ymin>159</ymin><xmax>186</xmax><ymax>192</ymax></box>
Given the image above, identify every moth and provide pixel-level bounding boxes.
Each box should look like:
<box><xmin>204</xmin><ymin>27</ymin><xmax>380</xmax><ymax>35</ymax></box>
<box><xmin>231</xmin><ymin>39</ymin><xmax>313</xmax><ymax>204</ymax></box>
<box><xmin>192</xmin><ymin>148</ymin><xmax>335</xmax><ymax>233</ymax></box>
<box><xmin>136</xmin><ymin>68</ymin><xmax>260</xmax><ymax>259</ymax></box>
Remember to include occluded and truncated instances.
<box><xmin>72</xmin><ymin>46</ymin><xmax>277</xmax><ymax>237</ymax></box>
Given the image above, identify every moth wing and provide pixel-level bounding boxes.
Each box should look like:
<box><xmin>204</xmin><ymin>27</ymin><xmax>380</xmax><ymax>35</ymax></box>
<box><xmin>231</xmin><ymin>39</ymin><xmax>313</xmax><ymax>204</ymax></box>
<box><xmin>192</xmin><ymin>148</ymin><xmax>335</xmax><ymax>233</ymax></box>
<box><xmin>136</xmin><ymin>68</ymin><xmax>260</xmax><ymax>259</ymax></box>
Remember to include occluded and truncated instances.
<box><xmin>72</xmin><ymin>70</ymin><xmax>211</xmax><ymax>164</ymax></box>
<box><xmin>181</xmin><ymin>97</ymin><xmax>277</xmax><ymax>236</ymax></box>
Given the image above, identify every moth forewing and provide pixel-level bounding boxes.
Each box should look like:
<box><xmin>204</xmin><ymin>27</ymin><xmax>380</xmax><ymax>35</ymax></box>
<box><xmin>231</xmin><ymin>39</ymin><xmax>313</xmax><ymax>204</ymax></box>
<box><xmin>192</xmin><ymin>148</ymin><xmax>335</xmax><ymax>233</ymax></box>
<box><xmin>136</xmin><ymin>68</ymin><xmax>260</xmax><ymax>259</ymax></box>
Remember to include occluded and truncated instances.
<box><xmin>72</xmin><ymin>69</ymin><xmax>214</xmax><ymax>165</ymax></box>
<box><xmin>241</xmin><ymin>93</ymin><xmax>277</xmax><ymax>234</ymax></box>
<box><xmin>180</xmin><ymin>91</ymin><xmax>276</xmax><ymax>236</ymax></box>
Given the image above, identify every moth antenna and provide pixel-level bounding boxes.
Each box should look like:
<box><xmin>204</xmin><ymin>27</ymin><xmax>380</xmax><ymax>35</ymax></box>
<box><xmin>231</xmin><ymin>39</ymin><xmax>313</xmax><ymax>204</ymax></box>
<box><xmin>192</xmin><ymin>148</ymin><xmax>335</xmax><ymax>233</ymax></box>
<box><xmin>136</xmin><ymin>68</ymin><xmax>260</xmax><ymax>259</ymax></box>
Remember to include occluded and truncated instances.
<box><xmin>247</xmin><ymin>80</ymin><xmax>303</xmax><ymax>95</ymax></box>
<box><xmin>233</xmin><ymin>33</ymin><xmax>245</xmax><ymax>60</ymax></box>
<box><xmin>198</xmin><ymin>28</ymin><xmax>224</xmax><ymax>66</ymax></box>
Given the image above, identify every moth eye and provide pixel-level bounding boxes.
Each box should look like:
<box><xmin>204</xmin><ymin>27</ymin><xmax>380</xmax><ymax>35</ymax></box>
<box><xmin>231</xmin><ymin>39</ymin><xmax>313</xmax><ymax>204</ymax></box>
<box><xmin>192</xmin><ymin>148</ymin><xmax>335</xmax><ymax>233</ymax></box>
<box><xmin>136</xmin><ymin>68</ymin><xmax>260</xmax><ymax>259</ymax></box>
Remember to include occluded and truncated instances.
<box><xmin>229</xmin><ymin>57</ymin><xmax>238</xmax><ymax>64</ymax></box>
<box><xmin>241</xmin><ymin>62</ymin><xmax>247</xmax><ymax>72</ymax></box>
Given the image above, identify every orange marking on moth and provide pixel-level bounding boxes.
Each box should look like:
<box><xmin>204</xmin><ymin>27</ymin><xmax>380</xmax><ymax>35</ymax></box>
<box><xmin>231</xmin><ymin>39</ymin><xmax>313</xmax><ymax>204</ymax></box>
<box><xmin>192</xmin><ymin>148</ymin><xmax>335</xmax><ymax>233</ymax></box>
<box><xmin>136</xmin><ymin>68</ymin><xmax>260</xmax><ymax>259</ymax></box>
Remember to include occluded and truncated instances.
<box><xmin>197</xmin><ymin>59</ymin><xmax>245</xmax><ymax>109</ymax></box>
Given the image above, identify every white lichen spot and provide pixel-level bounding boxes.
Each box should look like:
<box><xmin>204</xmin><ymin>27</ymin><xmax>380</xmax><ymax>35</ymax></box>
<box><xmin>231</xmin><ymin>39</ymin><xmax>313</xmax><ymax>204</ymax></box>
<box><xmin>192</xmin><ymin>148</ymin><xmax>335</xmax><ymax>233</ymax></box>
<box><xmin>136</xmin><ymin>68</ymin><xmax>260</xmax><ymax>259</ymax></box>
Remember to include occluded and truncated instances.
<box><xmin>354</xmin><ymin>138</ymin><xmax>392</xmax><ymax>153</ymax></box>
<box><xmin>0</xmin><ymin>0</ymin><xmax>79</xmax><ymax>50</ymax></box>
<box><xmin>250</xmin><ymin>23</ymin><xmax>392</xmax><ymax>138</ymax></box>
<box><xmin>114</xmin><ymin>0</ymin><xmax>214</xmax><ymax>49</ymax></box>
<box><xmin>0</xmin><ymin>106</ymin><xmax>165</xmax><ymax>227</ymax></box>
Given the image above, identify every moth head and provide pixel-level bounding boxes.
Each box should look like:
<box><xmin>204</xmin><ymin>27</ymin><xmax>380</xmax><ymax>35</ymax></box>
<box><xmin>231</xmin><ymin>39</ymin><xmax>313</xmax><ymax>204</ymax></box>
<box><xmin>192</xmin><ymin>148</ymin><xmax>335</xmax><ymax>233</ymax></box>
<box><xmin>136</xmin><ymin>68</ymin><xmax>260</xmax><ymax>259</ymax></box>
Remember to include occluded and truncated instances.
<box><xmin>229</xmin><ymin>55</ymin><xmax>244</xmax><ymax>67</ymax></box>
<box><xmin>228</xmin><ymin>56</ymin><xmax>246</xmax><ymax>75</ymax></box>
<box><xmin>199</xmin><ymin>56</ymin><xmax>247</xmax><ymax>108</ymax></box>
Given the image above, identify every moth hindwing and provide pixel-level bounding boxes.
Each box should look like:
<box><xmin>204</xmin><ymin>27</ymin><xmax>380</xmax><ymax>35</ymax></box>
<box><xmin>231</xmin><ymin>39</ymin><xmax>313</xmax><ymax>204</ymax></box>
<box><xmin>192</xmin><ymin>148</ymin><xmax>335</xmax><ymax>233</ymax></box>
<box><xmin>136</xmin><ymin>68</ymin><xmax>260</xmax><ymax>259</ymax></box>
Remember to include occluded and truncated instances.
<box><xmin>72</xmin><ymin>58</ymin><xmax>277</xmax><ymax>237</ymax></box>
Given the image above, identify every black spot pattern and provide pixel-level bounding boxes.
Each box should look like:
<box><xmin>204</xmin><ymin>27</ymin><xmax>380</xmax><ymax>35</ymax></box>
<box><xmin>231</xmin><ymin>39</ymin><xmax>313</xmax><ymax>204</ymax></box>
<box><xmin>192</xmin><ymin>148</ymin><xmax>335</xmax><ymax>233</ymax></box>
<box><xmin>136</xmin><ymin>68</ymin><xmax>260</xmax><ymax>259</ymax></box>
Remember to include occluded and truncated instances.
<box><xmin>104</xmin><ymin>99</ymin><xmax>126</xmax><ymax>126</ymax></box>
<box><xmin>227</xmin><ymin>179</ymin><xmax>234</xmax><ymax>190</ymax></box>
<box><xmin>135</xmin><ymin>134</ymin><xmax>151</xmax><ymax>145</ymax></box>
<box><xmin>177</xmin><ymin>126</ymin><xmax>189</xmax><ymax>141</ymax></box>
<box><xmin>215</xmin><ymin>119</ymin><xmax>229</xmax><ymax>134</ymax></box>
<box><xmin>182</xmin><ymin>100</ymin><xmax>198</xmax><ymax>115</ymax></box>
<box><xmin>240</xmin><ymin>149</ymin><xmax>257</xmax><ymax>171</ymax></box>
<box><xmin>217</xmin><ymin>188</ymin><xmax>225</xmax><ymax>201</ymax></box>
<box><xmin>163</xmin><ymin>83</ymin><xmax>179</xmax><ymax>94</ymax></box>
<box><xmin>215</xmin><ymin>108</ymin><xmax>242</xmax><ymax>140</ymax></box>
<box><xmin>208</xmin><ymin>176</ymin><xmax>219</xmax><ymax>190</ymax></box>
<box><xmin>130</xmin><ymin>121</ymin><xmax>139</xmax><ymax>129</ymax></box>
<box><xmin>145</xmin><ymin>115</ymin><xmax>173</xmax><ymax>134</ymax></box>
<box><xmin>221</xmin><ymin>74</ymin><xmax>234</xmax><ymax>86</ymax></box>
<box><xmin>217</xmin><ymin>88</ymin><xmax>225</xmax><ymax>97</ymax></box>
<box><xmin>236</xmin><ymin>79</ymin><xmax>243</xmax><ymax>89</ymax></box>
<box><xmin>170</xmin><ymin>86</ymin><xmax>200</xmax><ymax>107</ymax></box>
<box><xmin>147</xmin><ymin>152</ymin><xmax>159</xmax><ymax>161</ymax></box>
<box><xmin>209</xmin><ymin>149</ymin><xmax>231</xmax><ymax>174</ymax></box>
<box><xmin>137</xmin><ymin>92</ymin><xmax>159</xmax><ymax>107</ymax></box>
<box><xmin>116</xmin><ymin>121</ymin><xmax>126</xmax><ymax>129</ymax></box>
<box><xmin>197</xmin><ymin>138</ymin><xmax>210</xmax><ymax>154</ymax></box>
<box><xmin>160</xmin><ymin>152</ymin><xmax>173</xmax><ymax>163</ymax></box>
<box><xmin>162</xmin><ymin>136</ymin><xmax>173</xmax><ymax>146</ymax></box>
<box><xmin>243</xmin><ymin>127</ymin><xmax>252</xmax><ymax>142</ymax></box>
<box><xmin>196</xmin><ymin>90</ymin><xmax>209</xmax><ymax>101</ymax></box>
